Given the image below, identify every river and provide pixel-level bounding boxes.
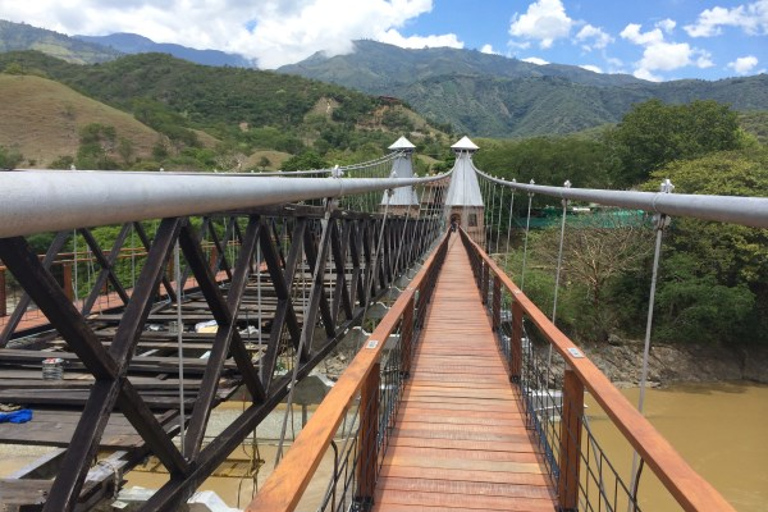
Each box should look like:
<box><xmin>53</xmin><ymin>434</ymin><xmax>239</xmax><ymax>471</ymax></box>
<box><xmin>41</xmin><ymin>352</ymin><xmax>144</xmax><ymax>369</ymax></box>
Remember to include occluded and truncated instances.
<box><xmin>585</xmin><ymin>381</ymin><xmax>768</xmax><ymax>512</ymax></box>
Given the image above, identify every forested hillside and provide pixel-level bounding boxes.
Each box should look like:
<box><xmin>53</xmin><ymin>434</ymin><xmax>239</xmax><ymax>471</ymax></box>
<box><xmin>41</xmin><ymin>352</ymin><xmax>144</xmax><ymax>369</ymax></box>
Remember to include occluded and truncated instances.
<box><xmin>0</xmin><ymin>50</ymin><xmax>451</xmax><ymax>171</ymax></box>
<box><xmin>474</xmin><ymin>99</ymin><xmax>768</xmax><ymax>348</ymax></box>
<box><xmin>281</xmin><ymin>40</ymin><xmax>768</xmax><ymax>137</ymax></box>
<box><xmin>0</xmin><ymin>20</ymin><xmax>120</xmax><ymax>64</ymax></box>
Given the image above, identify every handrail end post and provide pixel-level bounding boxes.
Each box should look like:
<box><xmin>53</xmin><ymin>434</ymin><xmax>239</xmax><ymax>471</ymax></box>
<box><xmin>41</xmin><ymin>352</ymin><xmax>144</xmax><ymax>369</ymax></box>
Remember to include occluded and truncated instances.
<box><xmin>557</xmin><ymin>366</ymin><xmax>585</xmax><ymax>511</ymax></box>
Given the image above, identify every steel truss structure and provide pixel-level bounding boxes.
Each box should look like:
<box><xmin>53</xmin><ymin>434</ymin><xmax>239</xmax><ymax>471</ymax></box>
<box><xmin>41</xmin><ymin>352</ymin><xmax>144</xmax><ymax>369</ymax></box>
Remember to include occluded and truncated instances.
<box><xmin>0</xmin><ymin>197</ymin><xmax>442</xmax><ymax>511</ymax></box>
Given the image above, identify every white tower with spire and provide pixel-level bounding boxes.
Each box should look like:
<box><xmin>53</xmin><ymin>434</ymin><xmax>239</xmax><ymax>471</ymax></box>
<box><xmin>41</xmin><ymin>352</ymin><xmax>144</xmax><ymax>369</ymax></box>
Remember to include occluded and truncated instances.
<box><xmin>445</xmin><ymin>136</ymin><xmax>485</xmax><ymax>244</ymax></box>
<box><xmin>380</xmin><ymin>136</ymin><xmax>419</xmax><ymax>217</ymax></box>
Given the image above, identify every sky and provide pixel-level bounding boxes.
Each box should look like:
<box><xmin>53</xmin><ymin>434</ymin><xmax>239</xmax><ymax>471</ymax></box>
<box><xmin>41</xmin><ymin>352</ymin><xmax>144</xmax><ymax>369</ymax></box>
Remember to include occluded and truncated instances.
<box><xmin>1</xmin><ymin>0</ymin><xmax>766</xmax><ymax>81</ymax></box>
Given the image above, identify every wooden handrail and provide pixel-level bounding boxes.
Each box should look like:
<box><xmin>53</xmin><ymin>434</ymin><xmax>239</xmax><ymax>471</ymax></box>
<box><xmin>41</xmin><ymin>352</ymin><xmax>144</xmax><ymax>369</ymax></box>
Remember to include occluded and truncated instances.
<box><xmin>459</xmin><ymin>229</ymin><xmax>736</xmax><ymax>512</ymax></box>
<box><xmin>246</xmin><ymin>231</ymin><xmax>450</xmax><ymax>512</ymax></box>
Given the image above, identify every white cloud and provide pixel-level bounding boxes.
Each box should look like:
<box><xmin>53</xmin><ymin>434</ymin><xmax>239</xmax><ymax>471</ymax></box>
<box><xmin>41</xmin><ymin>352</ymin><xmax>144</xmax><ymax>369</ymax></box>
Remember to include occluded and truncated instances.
<box><xmin>378</xmin><ymin>29</ymin><xmax>463</xmax><ymax>49</ymax></box>
<box><xmin>638</xmin><ymin>42</ymin><xmax>694</xmax><ymax>71</ymax></box>
<box><xmin>509</xmin><ymin>0</ymin><xmax>574</xmax><ymax>49</ymax></box>
<box><xmin>633</xmin><ymin>68</ymin><xmax>662</xmax><ymax>82</ymax></box>
<box><xmin>728</xmin><ymin>55</ymin><xmax>759</xmax><ymax>74</ymax></box>
<box><xmin>0</xmin><ymin>0</ymin><xmax>466</xmax><ymax>68</ymax></box>
<box><xmin>685</xmin><ymin>1</ymin><xmax>768</xmax><ymax>37</ymax></box>
<box><xmin>656</xmin><ymin>18</ymin><xmax>677</xmax><ymax>34</ymax></box>
<box><xmin>574</xmin><ymin>24</ymin><xmax>613</xmax><ymax>51</ymax></box>
<box><xmin>579</xmin><ymin>64</ymin><xmax>603</xmax><ymax>73</ymax></box>
<box><xmin>522</xmin><ymin>56</ymin><xmax>549</xmax><ymax>65</ymax></box>
<box><xmin>696</xmin><ymin>51</ymin><xmax>715</xmax><ymax>68</ymax></box>
<box><xmin>620</xmin><ymin>23</ymin><xmax>664</xmax><ymax>45</ymax></box>
<box><xmin>621</xmin><ymin>21</ymin><xmax>714</xmax><ymax>80</ymax></box>
<box><xmin>480</xmin><ymin>44</ymin><xmax>500</xmax><ymax>55</ymax></box>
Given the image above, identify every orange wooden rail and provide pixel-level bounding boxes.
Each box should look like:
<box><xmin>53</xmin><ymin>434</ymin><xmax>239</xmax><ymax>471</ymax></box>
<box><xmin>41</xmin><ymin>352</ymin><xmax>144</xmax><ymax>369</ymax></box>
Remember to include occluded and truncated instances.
<box><xmin>245</xmin><ymin>231</ymin><xmax>450</xmax><ymax>512</ymax></box>
<box><xmin>459</xmin><ymin>229</ymin><xmax>736</xmax><ymax>512</ymax></box>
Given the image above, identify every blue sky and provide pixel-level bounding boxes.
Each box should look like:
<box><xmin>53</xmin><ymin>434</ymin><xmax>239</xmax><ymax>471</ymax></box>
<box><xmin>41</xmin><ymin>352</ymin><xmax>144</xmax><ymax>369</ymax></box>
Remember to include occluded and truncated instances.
<box><xmin>1</xmin><ymin>0</ymin><xmax>766</xmax><ymax>80</ymax></box>
<box><xmin>401</xmin><ymin>0</ymin><xmax>768</xmax><ymax>80</ymax></box>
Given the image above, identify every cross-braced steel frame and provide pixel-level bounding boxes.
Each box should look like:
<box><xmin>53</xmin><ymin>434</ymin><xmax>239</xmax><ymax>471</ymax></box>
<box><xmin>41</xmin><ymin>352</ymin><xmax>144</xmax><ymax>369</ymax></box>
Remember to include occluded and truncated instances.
<box><xmin>0</xmin><ymin>200</ymin><xmax>441</xmax><ymax>512</ymax></box>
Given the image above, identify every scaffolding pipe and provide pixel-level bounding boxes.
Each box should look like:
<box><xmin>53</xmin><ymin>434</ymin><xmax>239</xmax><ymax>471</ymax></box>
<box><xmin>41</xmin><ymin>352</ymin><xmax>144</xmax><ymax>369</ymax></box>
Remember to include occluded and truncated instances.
<box><xmin>0</xmin><ymin>170</ymin><xmax>450</xmax><ymax>239</ymax></box>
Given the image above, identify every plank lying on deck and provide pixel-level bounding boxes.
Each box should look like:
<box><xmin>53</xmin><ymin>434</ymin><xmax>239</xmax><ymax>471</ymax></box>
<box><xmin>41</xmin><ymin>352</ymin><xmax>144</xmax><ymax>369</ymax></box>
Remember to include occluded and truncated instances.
<box><xmin>374</xmin><ymin>234</ymin><xmax>556</xmax><ymax>512</ymax></box>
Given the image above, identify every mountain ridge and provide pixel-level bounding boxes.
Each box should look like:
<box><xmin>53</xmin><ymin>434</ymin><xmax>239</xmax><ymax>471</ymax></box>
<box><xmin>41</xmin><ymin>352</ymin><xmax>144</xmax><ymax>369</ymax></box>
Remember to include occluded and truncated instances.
<box><xmin>75</xmin><ymin>32</ymin><xmax>252</xmax><ymax>68</ymax></box>
<box><xmin>279</xmin><ymin>40</ymin><xmax>768</xmax><ymax>137</ymax></box>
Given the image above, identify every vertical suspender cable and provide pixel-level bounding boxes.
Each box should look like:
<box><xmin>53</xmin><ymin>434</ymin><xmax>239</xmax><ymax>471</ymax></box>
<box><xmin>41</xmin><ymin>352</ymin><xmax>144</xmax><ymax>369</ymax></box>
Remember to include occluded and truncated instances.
<box><xmin>495</xmin><ymin>184</ymin><xmax>505</xmax><ymax>256</ymax></box>
<box><xmin>504</xmin><ymin>182</ymin><xmax>516</xmax><ymax>270</ymax></box>
<box><xmin>520</xmin><ymin>181</ymin><xmax>535</xmax><ymax>292</ymax></box>
<box><xmin>629</xmin><ymin>179</ymin><xmax>674</xmax><ymax>508</ymax></box>
<box><xmin>359</xmin><ymin>190</ymin><xmax>393</xmax><ymax>345</ymax></box>
<box><xmin>551</xmin><ymin>180</ymin><xmax>571</xmax><ymax>326</ymax></box>
<box><xmin>547</xmin><ymin>181</ymin><xmax>570</xmax><ymax>375</ymax></box>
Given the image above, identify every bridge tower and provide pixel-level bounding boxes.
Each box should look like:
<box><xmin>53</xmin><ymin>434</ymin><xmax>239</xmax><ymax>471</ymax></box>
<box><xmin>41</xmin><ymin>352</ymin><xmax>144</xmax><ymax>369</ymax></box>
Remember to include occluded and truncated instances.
<box><xmin>445</xmin><ymin>136</ymin><xmax>485</xmax><ymax>245</ymax></box>
<box><xmin>380</xmin><ymin>136</ymin><xmax>420</xmax><ymax>217</ymax></box>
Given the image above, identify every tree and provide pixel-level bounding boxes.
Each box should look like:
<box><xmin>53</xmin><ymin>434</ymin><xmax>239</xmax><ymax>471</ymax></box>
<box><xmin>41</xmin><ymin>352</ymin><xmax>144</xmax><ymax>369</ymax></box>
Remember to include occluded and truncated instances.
<box><xmin>0</xmin><ymin>145</ymin><xmax>24</xmax><ymax>169</ymax></box>
<box><xmin>531</xmin><ymin>214</ymin><xmax>653</xmax><ymax>341</ymax></box>
<box><xmin>258</xmin><ymin>156</ymin><xmax>271</xmax><ymax>171</ymax></box>
<box><xmin>76</xmin><ymin>123</ymin><xmax>120</xmax><ymax>169</ymax></box>
<box><xmin>610</xmin><ymin>99</ymin><xmax>742</xmax><ymax>187</ymax></box>
<box><xmin>474</xmin><ymin>135</ymin><xmax>617</xmax><ymax>193</ymax></box>
<box><xmin>643</xmin><ymin>148</ymin><xmax>768</xmax><ymax>345</ymax></box>
<box><xmin>281</xmin><ymin>151</ymin><xmax>328</xmax><ymax>172</ymax></box>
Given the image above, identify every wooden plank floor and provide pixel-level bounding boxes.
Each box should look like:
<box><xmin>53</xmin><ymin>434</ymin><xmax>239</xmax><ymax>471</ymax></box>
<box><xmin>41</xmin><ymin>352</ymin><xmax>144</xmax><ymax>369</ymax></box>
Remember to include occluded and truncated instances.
<box><xmin>374</xmin><ymin>234</ymin><xmax>556</xmax><ymax>512</ymax></box>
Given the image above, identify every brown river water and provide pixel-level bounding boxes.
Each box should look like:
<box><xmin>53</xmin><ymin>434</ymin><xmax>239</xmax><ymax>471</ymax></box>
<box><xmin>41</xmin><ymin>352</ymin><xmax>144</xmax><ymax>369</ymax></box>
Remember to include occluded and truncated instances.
<box><xmin>585</xmin><ymin>381</ymin><xmax>768</xmax><ymax>512</ymax></box>
<box><xmin>1</xmin><ymin>382</ymin><xmax>765</xmax><ymax>510</ymax></box>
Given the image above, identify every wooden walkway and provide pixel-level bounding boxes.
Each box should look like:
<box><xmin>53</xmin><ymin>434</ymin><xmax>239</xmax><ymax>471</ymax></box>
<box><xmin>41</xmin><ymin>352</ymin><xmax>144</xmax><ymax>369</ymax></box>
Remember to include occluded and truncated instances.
<box><xmin>374</xmin><ymin>235</ymin><xmax>556</xmax><ymax>512</ymax></box>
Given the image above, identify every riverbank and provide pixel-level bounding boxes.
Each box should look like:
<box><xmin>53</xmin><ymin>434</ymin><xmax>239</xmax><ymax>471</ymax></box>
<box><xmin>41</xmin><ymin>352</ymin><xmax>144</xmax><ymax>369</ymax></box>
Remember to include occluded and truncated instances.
<box><xmin>582</xmin><ymin>337</ymin><xmax>768</xmax><ymax>388</ymax></box>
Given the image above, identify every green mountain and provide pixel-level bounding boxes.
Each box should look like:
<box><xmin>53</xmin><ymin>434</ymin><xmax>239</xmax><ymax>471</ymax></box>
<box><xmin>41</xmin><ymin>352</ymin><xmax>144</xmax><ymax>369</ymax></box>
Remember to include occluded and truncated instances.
<box><xmin>0</xmin><ymin>19</ymin><xmax>121</xmax><ymax>64</ymax></box>
<box><xmin>279</xmin><ymin>40</ymin><xmax>768</xmax><ymax>137</ymax></box>
<box><xmin>0</xmin><ymin>50</ymin><xmax>451</xmax><ymax>170</ymax></box>
<box><xmin>0</xmin><ymin>19</ymin><xmax>251</xmax><ymax>68</ymax></box>
<box><xmin>75</xmin><ymin>33</ymin><xmax>252</xmax><ymax>68</ymax></box>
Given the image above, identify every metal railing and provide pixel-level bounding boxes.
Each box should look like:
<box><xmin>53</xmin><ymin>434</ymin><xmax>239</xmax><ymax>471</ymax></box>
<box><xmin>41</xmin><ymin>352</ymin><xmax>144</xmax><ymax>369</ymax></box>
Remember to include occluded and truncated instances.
<box><xmin>458</xmin><ymin>227</ymin><xmax>736</xmax><ymax>512</ymax></box>
<box><xmin>245</xmin><ymin>231</ymin><xmax>450</xmax><ymax>512</ymax></box>
<box><xmin>0</xmin><ymin>168</ymin><xmax>449</xmax><ymax>239</ymax></box>
<box><xmin>475</xmin><ymin>166</ymin><xmax>768</xmax><ymax>229</ymax></box>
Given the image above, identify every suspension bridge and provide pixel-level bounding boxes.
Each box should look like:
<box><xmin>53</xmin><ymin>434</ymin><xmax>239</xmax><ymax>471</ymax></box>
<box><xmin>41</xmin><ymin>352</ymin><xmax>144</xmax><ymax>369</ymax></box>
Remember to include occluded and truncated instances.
<box><xmin>0</xmin><ymin>136</ymin><xmax>753</xmax><ymax>512</ymax></box>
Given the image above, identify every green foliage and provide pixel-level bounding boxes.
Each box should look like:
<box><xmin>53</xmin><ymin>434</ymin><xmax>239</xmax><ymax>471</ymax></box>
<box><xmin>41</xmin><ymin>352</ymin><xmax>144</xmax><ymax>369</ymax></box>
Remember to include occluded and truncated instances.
<box><xmin>474</xmin><ymin>135</ymin><xmax>617</xmax><ymax>194</ymax></box>
<box><xmin>3</xmin><ymin>61</ymin><xmax>24</xmax><ymax>75</ymax></box>
<box><xmin>655</xmin><ymin>255</ymin><xmax>755</xmax><ymax>344</ymax></box>
<box><xmin>49</xmin><ymin>155</ymin><xmax>75</xmax><ymax>169</ymax></box>
<box><xmin>0</xmin><ymin>145</ymin><xmax>24</xmax><ymax>169</ymax></box>
<box><xmin>739</xmin><ymin>111</ymin><xmax>768</xmax><ymax>146</ymax></box>
<box><xmin>76</xmin><ymin>122</ymin><xmax>120</xmax><ymax>169</ymax></box>
<box><xmin>610</xmin><ymin>99</ymin><xmax>743</xmax><ymax>187</ymax></box>
<box><xmin>132</xmin><ymin>98</ymin><xmax>200</xmax><ymax>148</ymax></box>
<box><xmin>643</xmin><ymin>148</ymin><xmax>768</xmax><ymax>345</ymax></box>
<box><xmin>257</xmin><ymin>156</ymin><xmax>271</xmax><ymax>170</ymax></box>
<box><xmin>281</xmin><ymin>151</ymin><xmax>328</xmax><ymax>172</ymax></box>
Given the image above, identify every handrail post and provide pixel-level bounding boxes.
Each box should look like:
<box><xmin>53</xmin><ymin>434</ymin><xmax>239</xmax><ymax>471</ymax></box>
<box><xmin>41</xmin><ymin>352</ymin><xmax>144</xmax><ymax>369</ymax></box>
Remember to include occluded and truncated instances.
<box><xmin>356</xmin><ymin>361</ymin><xmax>380</xmax><ymax>510</ymax></box>
<box><xmin>510</xmin><ymin>299</ymin><xmax>523</xmax><ymax>382</ymax></box>
<box><xmin>0</xmin><ymin>268</ymin><xmax>6</xmax><ymax>317</ymax></box>
<box><xmin>481</xmin><ymin>261</ymin><xmax>489</xmax><ymax>305</ymax></box>
<box><xmin>62</xmin><ymin>263</ymin><xmax>73</xmax><ymax>302</ymax></box>
<box><xmin>492</xmin><ymin>275</ymin><xmax>501</xmax><ymax>332</ymax></box>
<box><xmin>401</xmin><ymin>297</ymin><xmax>415</xmax><ymax>378</ymax></box>
<box><xmin>558</xmin><ymin>366</ymin><xmax>584</xmax><ymax>512</ymax></box>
